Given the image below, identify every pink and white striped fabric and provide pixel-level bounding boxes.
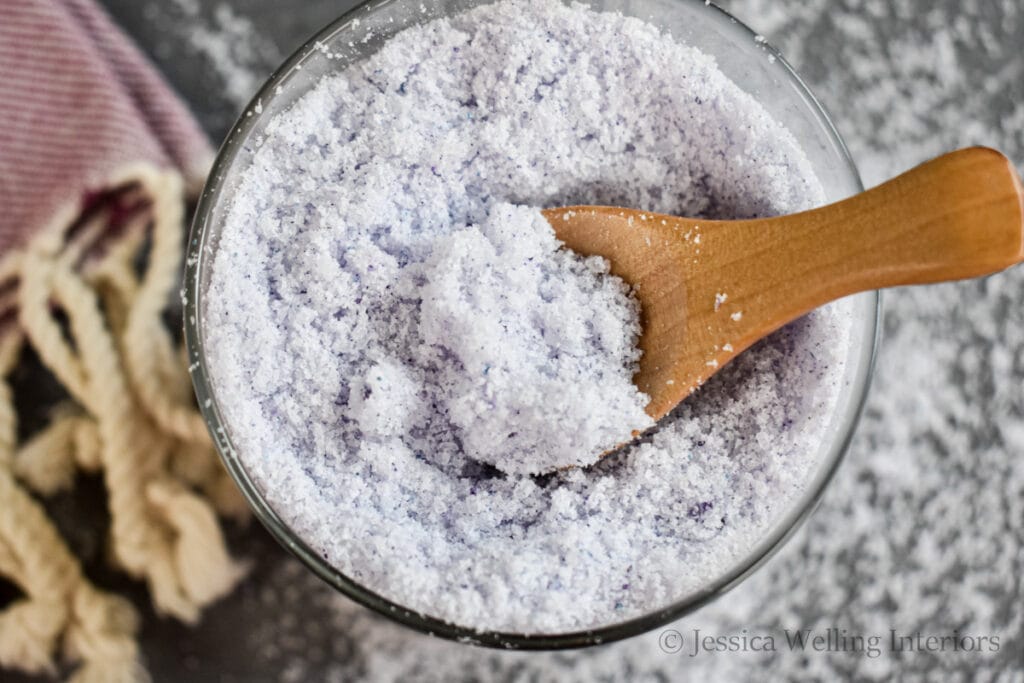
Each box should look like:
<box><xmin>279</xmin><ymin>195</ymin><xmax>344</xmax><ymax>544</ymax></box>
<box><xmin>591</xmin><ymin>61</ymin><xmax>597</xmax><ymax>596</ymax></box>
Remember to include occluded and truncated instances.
<box><xmin>0</xmin><ymin>0</ymin><xmax>211</xmax><ymax>256</ymax></box>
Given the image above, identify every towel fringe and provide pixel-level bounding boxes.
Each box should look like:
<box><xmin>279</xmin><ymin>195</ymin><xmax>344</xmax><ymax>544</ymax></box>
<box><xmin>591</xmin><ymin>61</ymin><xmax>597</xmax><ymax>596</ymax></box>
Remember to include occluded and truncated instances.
<box><xmin>0</xmin><ymin>164</ymin><xmax>245</xmax><ymax>681</ymax></box>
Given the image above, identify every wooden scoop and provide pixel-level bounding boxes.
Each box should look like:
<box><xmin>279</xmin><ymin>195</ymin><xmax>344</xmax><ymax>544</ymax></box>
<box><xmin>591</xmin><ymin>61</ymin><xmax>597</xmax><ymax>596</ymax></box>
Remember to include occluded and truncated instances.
<box><xmin>543</xmin><ymin>147</ymin><xmax>1024</xmax><ymax>421</ymax></box>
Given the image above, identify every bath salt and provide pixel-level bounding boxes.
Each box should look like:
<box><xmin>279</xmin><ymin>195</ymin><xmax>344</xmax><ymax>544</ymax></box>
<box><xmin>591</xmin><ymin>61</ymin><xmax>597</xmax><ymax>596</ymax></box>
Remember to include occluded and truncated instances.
<box><xmin>415</xmin><ymin>204</ymin><xmax>653</xmax><ymax>474</ymax></box>
<box><xmin>205</xmin><ymin>0</ymin><xmax>854</xmax><ymax>632</ymax></box>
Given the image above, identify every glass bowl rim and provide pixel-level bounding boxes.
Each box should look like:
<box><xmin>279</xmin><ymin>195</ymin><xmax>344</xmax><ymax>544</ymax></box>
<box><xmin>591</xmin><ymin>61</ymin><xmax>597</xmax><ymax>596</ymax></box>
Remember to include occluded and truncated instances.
<box><xmin>184</xmin><ymin>0</ymin><xmax>881</xmax><ymax>650</ymax></box>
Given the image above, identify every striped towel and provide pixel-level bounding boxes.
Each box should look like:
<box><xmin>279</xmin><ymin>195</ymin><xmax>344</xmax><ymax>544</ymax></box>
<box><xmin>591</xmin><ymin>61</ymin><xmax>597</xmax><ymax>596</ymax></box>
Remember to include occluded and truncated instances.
<box><xmin>0</xmin><ymin>2</ymin><xmax>247</xmax><ymax>682</ymax></box>
<box><xmin>0</xmin><ymin>0</ymin><xmax>211</xmax><ymax>256</ymax></box>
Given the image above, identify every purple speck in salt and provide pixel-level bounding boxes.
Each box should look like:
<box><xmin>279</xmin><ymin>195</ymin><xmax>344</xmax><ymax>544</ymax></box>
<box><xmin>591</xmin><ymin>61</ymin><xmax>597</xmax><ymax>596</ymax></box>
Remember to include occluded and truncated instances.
<box><xmin>204</xmin><ymin>0</ymin><xmax>855</xmax><ymax>633</ymax></box>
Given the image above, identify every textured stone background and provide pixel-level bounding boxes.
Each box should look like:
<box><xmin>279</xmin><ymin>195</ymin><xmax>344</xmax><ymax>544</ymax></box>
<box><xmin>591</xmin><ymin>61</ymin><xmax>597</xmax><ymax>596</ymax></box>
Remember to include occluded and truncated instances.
<box><xmin>23</xmin><ymin>0</ymin><xmax>1024</xmax><ymax>680</ymax></box>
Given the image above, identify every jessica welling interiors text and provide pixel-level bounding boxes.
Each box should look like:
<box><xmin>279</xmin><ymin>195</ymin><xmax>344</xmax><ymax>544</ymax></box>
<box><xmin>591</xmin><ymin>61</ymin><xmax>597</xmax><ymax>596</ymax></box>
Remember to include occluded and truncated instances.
<box><xmin>658</xmin><ymin>628</ymin><xmax>1002</xmax><ymax>658</ymax></box>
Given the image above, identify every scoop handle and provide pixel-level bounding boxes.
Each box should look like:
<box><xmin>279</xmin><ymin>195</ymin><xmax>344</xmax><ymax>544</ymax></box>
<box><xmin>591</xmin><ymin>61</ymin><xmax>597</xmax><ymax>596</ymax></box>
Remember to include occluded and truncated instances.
<box><xmin>757</xmin><ymin>147</ymin><xmax>1024</xmax><ymax>303</ymax></box>
<box><xmin>671</xmin><ymin>147</ymin><xmax>1024</xmax><ymax>417</ymax></box>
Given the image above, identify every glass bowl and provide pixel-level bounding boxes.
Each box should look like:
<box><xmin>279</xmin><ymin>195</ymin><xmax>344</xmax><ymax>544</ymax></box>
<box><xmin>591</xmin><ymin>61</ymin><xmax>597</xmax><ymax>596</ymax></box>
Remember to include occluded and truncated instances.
<box><xmin>185</xmin><ymin>0</ymin><xmax>880</xmax><ymax>650</ymax></box>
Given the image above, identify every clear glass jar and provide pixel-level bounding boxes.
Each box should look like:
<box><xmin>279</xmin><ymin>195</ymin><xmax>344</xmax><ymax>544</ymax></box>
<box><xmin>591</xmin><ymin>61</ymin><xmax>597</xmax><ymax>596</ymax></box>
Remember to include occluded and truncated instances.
<box><xmin>184</xmin><ymin>0</ymin><xmax>880</xmax><ymax>649</ymax></box>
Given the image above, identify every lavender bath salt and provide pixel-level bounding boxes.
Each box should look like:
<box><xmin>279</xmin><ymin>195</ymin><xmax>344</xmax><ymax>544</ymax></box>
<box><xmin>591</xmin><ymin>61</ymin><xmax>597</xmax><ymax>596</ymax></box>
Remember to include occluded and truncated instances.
<box><xmin>204</xmin><ymin>0</ymin><xmax>855</xmax><ymax>632</ymax></box>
